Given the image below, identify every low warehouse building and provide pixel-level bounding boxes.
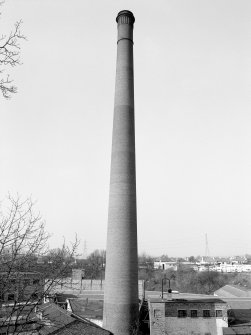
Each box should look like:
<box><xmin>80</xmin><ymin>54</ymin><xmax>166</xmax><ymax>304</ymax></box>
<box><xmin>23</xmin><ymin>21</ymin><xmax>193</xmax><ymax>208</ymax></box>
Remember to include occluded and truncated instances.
<box><xmin>149</xmin><ymin>297</ymin><xmax>228</xmax><ymax>335</ymax></box>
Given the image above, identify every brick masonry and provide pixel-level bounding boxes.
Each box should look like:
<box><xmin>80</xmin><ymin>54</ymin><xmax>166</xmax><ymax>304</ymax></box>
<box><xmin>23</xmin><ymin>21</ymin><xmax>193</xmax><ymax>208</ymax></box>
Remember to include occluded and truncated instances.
<box><xmin>103</xmin><ymin>10</ymin><xmax>138</xmax><ymax>335</ymax></box>
<box><xmin>149</xmin><ymin>300</ymin><xmax>228</xmax><ymax>335</ymax></box>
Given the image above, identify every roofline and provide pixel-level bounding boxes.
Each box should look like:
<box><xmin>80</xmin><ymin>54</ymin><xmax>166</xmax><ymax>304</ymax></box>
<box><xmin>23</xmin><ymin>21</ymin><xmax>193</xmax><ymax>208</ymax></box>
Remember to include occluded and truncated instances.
<box><xmin>148</xmin><ymin>298</ymin><xmax>226</xmax><ymax>304</ymax></box>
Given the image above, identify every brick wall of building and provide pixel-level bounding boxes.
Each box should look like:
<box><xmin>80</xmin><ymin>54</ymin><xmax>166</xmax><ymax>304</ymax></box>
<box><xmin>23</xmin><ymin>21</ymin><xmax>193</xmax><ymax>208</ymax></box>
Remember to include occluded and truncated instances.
<box><xmin>164</xmin><ymin>301</ymin><xmax>228</xmax><ymax>318</ymax></box>
<box><xmin>149</xmin><ymin>300</ymin><xmax>228</xmax><ymax>335</ymax></box>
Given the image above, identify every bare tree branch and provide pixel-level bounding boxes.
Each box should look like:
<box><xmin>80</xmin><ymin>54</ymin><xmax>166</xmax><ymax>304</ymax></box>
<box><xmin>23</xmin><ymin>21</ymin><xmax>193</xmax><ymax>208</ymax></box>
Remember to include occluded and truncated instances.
<box><xmin>0</xmin><ymin>3</ymin><xmax>26</xmax><ymax>99</ymax></box>
<box><xmin>0</xmin><ymin>195</ymin><xmax>79</xmax><ymax>335</ymax></box>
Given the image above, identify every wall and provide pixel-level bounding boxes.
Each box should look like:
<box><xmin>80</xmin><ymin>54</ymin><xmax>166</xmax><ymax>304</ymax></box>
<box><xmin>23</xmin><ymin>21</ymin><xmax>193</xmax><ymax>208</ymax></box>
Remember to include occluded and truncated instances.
<box><xmin>50</xmin><ymin>278</ymin><xmax>144</xmax><ymax>299</ymax></box>
<box><xmin>149</xmin><ymin>301</ymin><xmax>228</xmax><ymax>335</ymax></box>
<box><xmin>149</xmin><ymin>302</ymin><xmax>165</xmax><ymax>335</ymax></box>
<box><xmin>0</xmin><ymin>273</ymin><xmax>43</xmax><ymax>303</ymax></box>
<box><xmin>163</xmin><ymin>317</ymin><xmax>227</xmax><ymax>335</ymax></box>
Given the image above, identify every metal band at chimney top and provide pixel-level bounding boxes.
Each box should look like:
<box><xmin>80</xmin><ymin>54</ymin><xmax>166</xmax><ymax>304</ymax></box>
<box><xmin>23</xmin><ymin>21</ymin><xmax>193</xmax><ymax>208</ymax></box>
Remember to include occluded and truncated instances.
<box><xmin>103</xmin><ymin>10</ymin><xmax>139</xmax><ymax>335</ymax></box>
<box><xmin>117</xmin><ymin>37</ymin><xmax>134</xmax><ymax>44</ymax></box>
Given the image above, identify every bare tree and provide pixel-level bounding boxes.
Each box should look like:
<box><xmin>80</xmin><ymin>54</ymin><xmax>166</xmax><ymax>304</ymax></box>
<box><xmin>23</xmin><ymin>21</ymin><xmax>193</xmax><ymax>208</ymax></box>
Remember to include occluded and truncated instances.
<box><xmin>85</xmin><ymin>249</ymin><xmax>106</xmax><ymax>280</ymax></box>
<box><xmin>0</xmin><ymin>1</ymin><xmax>25</xmax><ymax>99</ymax></box>
<box><xmin>0</xmin><ymin>194</ymin><xmax>79</xmax><ymax>334</ymax></box>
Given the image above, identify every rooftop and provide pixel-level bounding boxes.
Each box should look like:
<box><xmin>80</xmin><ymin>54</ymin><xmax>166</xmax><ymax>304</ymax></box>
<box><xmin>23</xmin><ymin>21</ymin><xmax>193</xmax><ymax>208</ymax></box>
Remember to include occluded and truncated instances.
<box><xmin>149</xmin><ymin>297</ymin><xmax>226</xmax><ymax>304</ymax></box>
<box><xmin>215</xmin><ymin>285</ymin><xmax>251</xmax><ymax>298</ymax></box>
<box><xmin>38</xmin><ymin>303</ymin><xmax>112</xmax><ymax>335</ymax></box>
<box><xmin>68</xmin><ymin>298</ymin><xmax>103</xmax><ymax>320</ymax></box>
<box><xmin>223</xmin><ymin>325</ymin><xmax>251</xmax><ymax>334</ymax></box>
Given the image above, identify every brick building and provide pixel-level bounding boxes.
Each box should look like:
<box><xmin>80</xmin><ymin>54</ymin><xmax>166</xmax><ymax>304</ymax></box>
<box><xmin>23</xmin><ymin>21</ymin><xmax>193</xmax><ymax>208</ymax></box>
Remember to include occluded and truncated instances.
<box><xmin>0</xmin><ymin>272</ymin><xmax>44</xmax><ymax>335</ymax></box>
<box><xmin>149</xmin><ymin>297</ymin><xmax>228</xmax><ymax>335</ymax></box>
<box><xmin>0</xmin><ymin>272</ymin><xmax>44</xmax><ymax>303</ymax></box>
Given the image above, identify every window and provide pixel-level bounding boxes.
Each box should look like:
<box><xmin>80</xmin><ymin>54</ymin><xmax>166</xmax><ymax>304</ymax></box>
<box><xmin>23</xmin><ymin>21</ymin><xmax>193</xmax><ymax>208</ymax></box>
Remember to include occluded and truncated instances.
<box><xmin>7</xmin><ymin>293</ymin><xmax>15</xmax><ymax>301</ymax></box>
<box><xmin>31</xmin><ymin>293</ymin><xmax>38</xmax><ymax>300</ymax></box>
<box><xmin>190</xmin><ymin>310</ymin><xmax>198</xmax><ymax>318</ymax></box>
<box><xmin>33</xmin><ymin>279</ymin><xmax>40</xmax><ymax>285</ymax></box>
<box><xmin>178</xmin><ymin>310</ymin><xmax>187</xmax><ymax>318</ymax></box>
<box><xmin>216</xmin><ymin>310</ymin><xmax>223</xmax><ymax>317</ymax></box>
<box><xmin>203</xmin><ymin>310</ymin><xmax>211</xmax><ymax>318</ymax></box>
<box><xmin>154</xmin><ymin>309</ymin><xmax>161</xmax><ymax>318</ymax></box>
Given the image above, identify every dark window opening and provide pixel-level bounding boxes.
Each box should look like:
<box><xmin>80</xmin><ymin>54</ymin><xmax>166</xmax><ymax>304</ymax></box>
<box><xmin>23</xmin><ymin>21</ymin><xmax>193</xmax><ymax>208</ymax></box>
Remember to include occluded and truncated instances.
<box><xmin>8</xmin><ymin>293</ymin><xmax>15</xmax><ymax>301</ymax></box>
<box><xmin>31</xmin><ymin>293</ymin><xmax>38</xmax><ymax>300</ymax></box>
<box><xmin>190</xmin><ymin>310</ymin><xmax>198</xmax><ymax>318</ymax></box>
<box><xmin>178</xmin><ymin>310</ymin><xmax>187</xmax><ymax>318</ymax></box>
<box><xmin>203</xmin><ymin>310</ymin><xmax>211</xmax><ymax>318</ymax></box>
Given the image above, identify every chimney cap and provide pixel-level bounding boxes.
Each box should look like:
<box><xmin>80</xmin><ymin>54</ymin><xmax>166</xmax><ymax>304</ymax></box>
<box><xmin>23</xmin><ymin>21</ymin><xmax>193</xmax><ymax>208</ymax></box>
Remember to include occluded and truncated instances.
<box><xmin>116</xmin><ymin>10</ymin><xmax>135</xmax><ymax>24</ymax></box>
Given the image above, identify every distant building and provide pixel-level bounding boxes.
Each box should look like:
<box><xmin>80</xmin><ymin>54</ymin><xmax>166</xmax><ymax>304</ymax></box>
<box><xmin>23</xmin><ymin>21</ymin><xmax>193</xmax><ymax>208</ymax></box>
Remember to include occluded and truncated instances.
<box><xmin>193</xmin><ymin>262</ymin><xmax>251</xmax><ymax>273</ymax></box>
<box><xmin>154</xmin><ymin>261</ymin><xmax>177</xmax><ymax>271</ymax></box>
<box><xmin>0</xmin><ymin>301</ymin><xmax>39</xmax><ymax>335</ymax></box>
<box><xmin>0</xmin><ymin>272</ymin><xmax>44</xmax><ymax>335</ymax></box>
<box><xmin>148</xmin><ymin>297</ymin><xmax>228</xmax><ymax>335</ymax></box>
<box><xmin>72</xmin><ymin>269</ymin><xmax>85</xmax><ymax>281</ymax></box>
<box><xmin>214</xmin><ymin>263</ymin><xmax>251</xmax><ymax>273</ymax></box>
<box><xmin>0</xmin><ymin>272</ymin><xmax>44</xmax><ymax>303</ymax></box>
<box><xmin>49</xmin><ymin>278</ymin><xmax>144</xmax><ymax>300</ymax></box>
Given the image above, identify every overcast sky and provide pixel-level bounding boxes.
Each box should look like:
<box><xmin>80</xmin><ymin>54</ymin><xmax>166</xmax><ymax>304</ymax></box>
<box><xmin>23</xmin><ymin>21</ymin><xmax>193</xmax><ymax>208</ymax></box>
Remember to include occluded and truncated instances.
<box><xmin>0</xmin><ymin>0</ymin><xmax>250</xmax><ymax>257</ymax></box>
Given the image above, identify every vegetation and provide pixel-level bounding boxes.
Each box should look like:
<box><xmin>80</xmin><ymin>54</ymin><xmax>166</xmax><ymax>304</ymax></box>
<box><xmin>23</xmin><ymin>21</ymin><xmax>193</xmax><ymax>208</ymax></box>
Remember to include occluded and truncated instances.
<box><xmin>139</xmin><ymin>265</ymin><xmax>251</xmax><ymax>295</ymax></box>
<box><xmin>73</xmin><ymin>251</ymin><xmax>251</xmax><ymax>296</ymax></box>
<box><xmin>73</xmin><ymin>249</ymin><xmax>105</xmax><ymax>280</ymax></box>
<box><xmin>0</xmin><ymin>194</ymin><xmax>78</xmax><ymax>334</ymax></box>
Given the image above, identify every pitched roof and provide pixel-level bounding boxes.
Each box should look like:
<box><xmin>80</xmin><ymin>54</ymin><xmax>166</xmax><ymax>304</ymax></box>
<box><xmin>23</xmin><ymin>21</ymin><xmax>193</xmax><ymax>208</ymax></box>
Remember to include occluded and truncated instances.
<box><xmin>228</xmin><ymin>308</ymin><xmax>251</xmax><ymax>325</ymax></box>
<box><xmin>68</xmin><ymin>299</ymin><xmax>103</xmax><ymax>320</ymax></box>
<box><xmin>38</xmin><ymin>303</ymin><xmax>75</xmax><ymax>335</ymax></box>
<box><xmin>215</xmin><ymin>285</ymin><xmax>251</xmax><ymax>298</ymax></box>
<box><xmin>223</xmin><ymin>328</ymin><xmax>236</xmax><ymax>335</ymax></box>
<box><xmin>223</xmin><ymin>325</ymin><xmax>251</xmax><ymax>334</ymax></box>
<box><xmin>49</xmin><ymin>319</ymin><xmax>112</xmax><ymax>335</ymax></box>
<box><xmin>226</xmin><ymin>300</ymin><xmax>251</xmax><ymax>310</ymax></box>
<box><xmin>37</xmin><ymin>303</ymin><xmax>112</xmax><ymax>335</ymax></box>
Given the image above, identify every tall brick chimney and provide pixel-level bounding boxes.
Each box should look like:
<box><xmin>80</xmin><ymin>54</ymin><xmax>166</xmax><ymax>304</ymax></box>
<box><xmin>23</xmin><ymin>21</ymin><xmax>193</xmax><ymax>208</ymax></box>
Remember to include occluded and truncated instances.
<box><xmin>103</xmin><ymin>10</ymin><xmax>138</xmax><ymax>335</ymax></box>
